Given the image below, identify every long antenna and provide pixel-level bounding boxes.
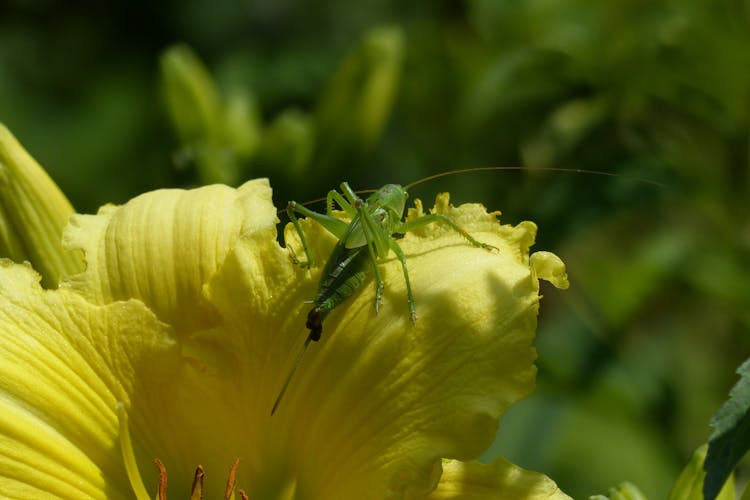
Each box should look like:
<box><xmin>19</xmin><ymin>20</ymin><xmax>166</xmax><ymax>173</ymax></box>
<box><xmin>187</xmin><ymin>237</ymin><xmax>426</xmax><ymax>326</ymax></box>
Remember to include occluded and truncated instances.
<box><xmin>404</xmin><ymin>166</ymin><xmax>664</xmax><ymax>190</ymax></box>
<box><xmin>271</xmin><ymin>335</ymin><xmax>313</xmax><ymax>415</ymax></box>
<box><xmin>280</xmin><ymin>166</ymin><xmax>662</xmax><ymax>215</ymax></box>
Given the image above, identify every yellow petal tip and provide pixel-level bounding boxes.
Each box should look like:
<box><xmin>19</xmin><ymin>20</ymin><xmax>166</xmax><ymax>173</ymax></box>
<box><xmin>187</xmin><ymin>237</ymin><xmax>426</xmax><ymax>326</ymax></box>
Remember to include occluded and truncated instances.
<box><xmin>530</xmin><ymin>251</ymin><xmax>569</xmax><ymax>289</ymax></box>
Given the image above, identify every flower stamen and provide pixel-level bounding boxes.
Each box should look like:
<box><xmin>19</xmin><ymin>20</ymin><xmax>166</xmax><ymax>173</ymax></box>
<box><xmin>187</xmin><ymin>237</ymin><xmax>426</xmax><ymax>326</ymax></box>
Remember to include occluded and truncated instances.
<box><xmin>155</xmin><ymin>459</ymin><xmax>168</xmax><ymax>500</ymax></box>
<box><xmin>190</xmin><ymin>465</ymin><xmax>204</xmax><ymax>500</ymax></box>
<box><xmin>224</xmin><ymin>458</ymin><xmax>240</xmax><ymax>499</ymax></box>
<box><xmin>118</xmin><ymin>403</ymin><xmax>246</xmax><ymax>499</ymax></box>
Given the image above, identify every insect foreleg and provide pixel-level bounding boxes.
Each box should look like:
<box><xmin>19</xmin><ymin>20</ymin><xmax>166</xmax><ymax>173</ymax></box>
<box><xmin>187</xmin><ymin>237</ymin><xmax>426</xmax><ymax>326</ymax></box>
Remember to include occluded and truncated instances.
<box><xmin>340</xmin><ymin>182</ymin><xmax>361</xmax><ymax>206</ymax></box>
<box><xmin>286</xmin><ymin>200</ymin><xmax>349</xmax><ymax>267</ymax></box>
<box><xmin>388</xmin><ymin>239</ymin><xmax>417</xmax><ymax>323</ymax></box>
<box><xmin>399</xmin><ymin>213</ymin><xmax>497</xmax><ymax>251</ymax></box>
<box><xmin>353</xmin><ymin>204</ymin><xmax>387</xmax><ymax>312</ymax></box>
<box><xmin>356</xmin><ymin>201</ymin><xmax>390</xmax><ymax>256</ymax></box>
<box><xmin>364</xmin><ymin>233</ymin><xmax>385</xmax><ymax>314</ymax></box>
<box><xmin>326</xmin><ymin>189</ymin><xmax>357</xmax><ymax>217</ymax></box>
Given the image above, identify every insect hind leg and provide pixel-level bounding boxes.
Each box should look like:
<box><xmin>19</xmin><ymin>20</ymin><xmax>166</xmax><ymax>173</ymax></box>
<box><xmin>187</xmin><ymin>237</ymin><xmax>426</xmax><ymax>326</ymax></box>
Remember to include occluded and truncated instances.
<box><xmin>399</xmin><ymin>213</ymin><xmax>497</xmax><ymax>251</ymax></box>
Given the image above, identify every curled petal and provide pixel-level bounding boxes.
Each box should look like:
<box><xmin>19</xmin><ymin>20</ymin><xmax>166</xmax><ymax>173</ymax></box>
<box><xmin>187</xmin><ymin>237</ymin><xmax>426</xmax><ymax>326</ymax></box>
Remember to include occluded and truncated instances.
<box><xmin>530</xmin><ymin>251</ymin><xmax>569</xmax><ymax>289</ymax></box>
<box><xmin>62</xmin><ymin>179</ymin><xmax>277</xmax><ymax>335</ymax></box>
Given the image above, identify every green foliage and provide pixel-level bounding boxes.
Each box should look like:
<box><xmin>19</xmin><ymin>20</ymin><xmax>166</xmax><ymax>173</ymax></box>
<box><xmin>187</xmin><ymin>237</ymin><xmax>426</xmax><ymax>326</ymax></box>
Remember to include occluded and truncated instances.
<box><xmin>704</xmin><ymin>358</ymin><xmax>750</xmax><ymax>500</ymax></box>
<box><xmin>160</xmin><ymin>26</ymin><xmax>403</xmax><ymax>188</ymax></box>
<box><xmin>669</xmin><ymin>445</ymin><xmax>734</xmax><ymax>500</ymax></box>
<box><xmin>589</xmin><ymin>482</ymin><xmax>648</xmax><ymax>500</ymax></box>
<box><xmin>161</xmin><ymin>44</ymin><xmax>261</xmax><ymax>184</ymax></box>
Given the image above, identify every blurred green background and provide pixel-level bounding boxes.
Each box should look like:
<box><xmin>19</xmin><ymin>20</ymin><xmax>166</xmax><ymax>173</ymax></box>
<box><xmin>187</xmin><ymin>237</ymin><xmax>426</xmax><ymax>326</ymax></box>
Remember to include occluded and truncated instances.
<box><xmin>2</xmin><ymin>0</ymin><xmax>749</xmax><ymax>497</ymax></box>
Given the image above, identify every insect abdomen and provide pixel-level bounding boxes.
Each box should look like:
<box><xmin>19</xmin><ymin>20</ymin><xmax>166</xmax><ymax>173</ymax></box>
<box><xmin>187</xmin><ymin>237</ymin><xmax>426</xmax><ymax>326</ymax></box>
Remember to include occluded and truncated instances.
<box><xmin>308</xmin><ymin>244</ymin><xmax>370</xmax><ymax>339</ymax></box>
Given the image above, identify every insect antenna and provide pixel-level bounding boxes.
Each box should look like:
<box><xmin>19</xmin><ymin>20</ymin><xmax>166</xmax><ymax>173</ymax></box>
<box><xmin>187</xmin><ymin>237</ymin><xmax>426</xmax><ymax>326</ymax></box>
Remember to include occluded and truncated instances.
<box><xmin>271</xmin><ymin>335</ymin><xmax>314</xmax><ymax>415</ymax></box>
<box><xmin>404</xmin><ymin>166</ymin><xmax>664</xmax><ymax>191</ymax></box>
<box><xmin>278</xmin><ymin>166</ymin><xmax>661</xmax><ymax>218</ymax></box>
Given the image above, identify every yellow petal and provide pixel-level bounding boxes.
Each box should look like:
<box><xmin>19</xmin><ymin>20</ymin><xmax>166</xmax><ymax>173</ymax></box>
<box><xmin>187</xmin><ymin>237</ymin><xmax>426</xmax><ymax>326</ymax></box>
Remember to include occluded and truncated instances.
<box><xmin>62</xmin><ymin>178</ymin><xmax>277</xmax><ymax>335</ymax></box>
<box><xmin>0</xmin><ymin>260</ymin><xmax>179</xmax><ymax>498</ymax></box>
<box><xmin>426</xmin><ymin>458</ymin><xmax>571</xmax><ymax>499</ymax></box>
<box><xmin>0</xmin><ymin>125</ymin><xmax>85</xmax><ymax>287</ymax></box>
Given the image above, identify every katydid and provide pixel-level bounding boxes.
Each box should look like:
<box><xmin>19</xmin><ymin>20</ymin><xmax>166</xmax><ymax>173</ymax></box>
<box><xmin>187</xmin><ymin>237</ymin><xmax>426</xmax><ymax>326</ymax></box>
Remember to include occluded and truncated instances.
<box><xmin>270</xmin><ymin>167</ymin><xmax>661</xmax><ymax>414</ymax></box>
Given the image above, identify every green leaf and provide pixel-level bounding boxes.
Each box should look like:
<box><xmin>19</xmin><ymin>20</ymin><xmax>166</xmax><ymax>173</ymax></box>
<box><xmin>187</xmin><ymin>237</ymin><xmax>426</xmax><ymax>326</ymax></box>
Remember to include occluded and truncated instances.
<box><xmin>704</xmin><ymin>357</ymin><xmax>750</xmax><ymax>500</ymax></box>
<box><xmin>669</xmin><ymin>445</ymin><xmax>733</xmax><ymax>500</ymax></box>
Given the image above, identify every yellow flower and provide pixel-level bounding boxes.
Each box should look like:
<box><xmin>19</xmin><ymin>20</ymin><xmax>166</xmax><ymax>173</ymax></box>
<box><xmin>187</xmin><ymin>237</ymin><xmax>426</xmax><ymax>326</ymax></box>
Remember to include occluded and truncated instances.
<box><xmin>0</xmin><ymin>130</ymin><xmax>569</xmax><ymax>498</ymax></box>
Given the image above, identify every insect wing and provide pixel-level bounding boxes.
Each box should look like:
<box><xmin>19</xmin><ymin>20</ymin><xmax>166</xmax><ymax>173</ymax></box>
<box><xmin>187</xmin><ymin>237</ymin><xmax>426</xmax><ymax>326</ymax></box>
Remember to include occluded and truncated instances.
<box><xmin>314</xmin><ymin>244</ymin><xmax>370</xmax><ymax>311</ymax></box>
<box><xmin>343</xmin><ymin>215</ymin><xmax>368</xmax><ymax>249</ymax></box>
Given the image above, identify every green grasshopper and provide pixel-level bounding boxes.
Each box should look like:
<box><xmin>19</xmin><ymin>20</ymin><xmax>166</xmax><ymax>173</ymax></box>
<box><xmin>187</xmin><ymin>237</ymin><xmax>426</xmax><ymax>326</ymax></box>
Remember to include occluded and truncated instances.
<box><xmin>287</xmin><ymin>182</ymin><xmax>496</xmax><ymax>336</ymax></box>
<box><xmin>270</xmin><ymin>167</ymin><xmax>661</xmax><ymax>414</ymax></box>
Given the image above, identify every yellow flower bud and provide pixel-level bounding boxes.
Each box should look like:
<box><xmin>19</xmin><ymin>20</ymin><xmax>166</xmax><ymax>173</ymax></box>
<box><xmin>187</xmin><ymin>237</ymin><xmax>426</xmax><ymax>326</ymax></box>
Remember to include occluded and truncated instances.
<box><xmin>315</xmin><ymin>25</ymin><xmax>404</xmax><ymax>168</ymax></box>
<box><xmin>0</xmin><ymin>125</ymin><xmax>84</xmax><ymax>287</ymax></box>
<box><xmin>160</xmin><ymin>44</ymin><xmax>222</xmax><ymax>146</ymax></box>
